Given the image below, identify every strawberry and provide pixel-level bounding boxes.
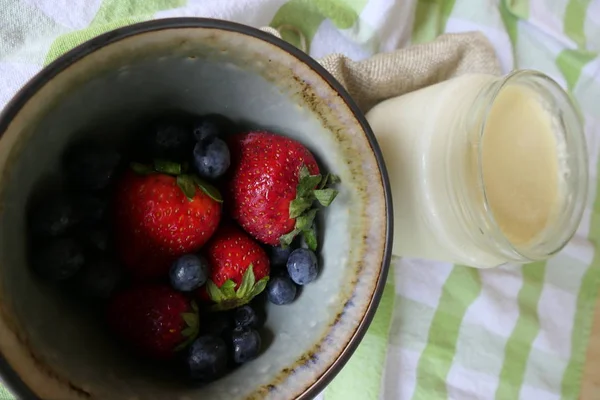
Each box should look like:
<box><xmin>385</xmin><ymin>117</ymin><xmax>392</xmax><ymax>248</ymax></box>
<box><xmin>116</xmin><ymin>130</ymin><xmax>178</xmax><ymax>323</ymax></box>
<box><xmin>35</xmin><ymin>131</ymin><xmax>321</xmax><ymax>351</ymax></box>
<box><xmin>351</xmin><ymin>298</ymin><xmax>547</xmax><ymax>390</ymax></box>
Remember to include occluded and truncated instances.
<box><xmin>113</xmin><ymin>161</ymin><xmax>222</xmax><ymax>280</ymax></box>
<box><xmin>106</xmin><ymin>284</ymin><xmax>199</xmax><ymax>360</ymax></box>
<box><xmin>201</xmin><ymin>224</ymin><xmax>270</xmax><ymax>311</ymax></box>
<box><xmin>226</xmin><ymin>131</ymin><xmax>340</xmax><ymax>249</ymax></box>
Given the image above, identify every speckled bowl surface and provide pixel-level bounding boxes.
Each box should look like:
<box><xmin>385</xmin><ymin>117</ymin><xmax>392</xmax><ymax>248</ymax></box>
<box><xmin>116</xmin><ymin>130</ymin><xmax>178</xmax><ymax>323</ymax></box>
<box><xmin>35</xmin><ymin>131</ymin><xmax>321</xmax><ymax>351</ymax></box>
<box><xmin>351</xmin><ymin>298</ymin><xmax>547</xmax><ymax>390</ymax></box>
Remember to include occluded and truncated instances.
<box><xmin>0</xmin><ymin>18</ymin><xmax>392</xmax><ymax>400</ymax></box>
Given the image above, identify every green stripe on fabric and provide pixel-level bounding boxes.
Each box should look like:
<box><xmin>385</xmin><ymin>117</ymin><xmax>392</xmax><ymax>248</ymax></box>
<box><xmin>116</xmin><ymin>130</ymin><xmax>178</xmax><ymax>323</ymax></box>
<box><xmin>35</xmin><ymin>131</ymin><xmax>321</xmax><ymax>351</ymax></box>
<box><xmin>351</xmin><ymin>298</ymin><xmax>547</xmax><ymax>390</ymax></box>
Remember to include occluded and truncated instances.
<box><xmin>412</xmin><ymin>266</ymin><xmax>482</xmax><ymax>400</ymax></box>
<box><xmin>325</xmin><ymin>268</ymin><xmax>395</xmax><ymax>400</ymax></box>
<box><xmin>561</xmin><ymin>159</ymin><xmax>600</xmax><ymax>399</ymax></box>
<box><xmin>44</xmin><ymin>0</ymin><xmax>186</xmax><ymax>64</ymax></box>
<box><xmin>502</xmin><ymin>0</ymin><xmax>529</xmax><ymax>20</ymax></box>
<box><xmin>556</xmin><ymin>49</ymin><xmax>597</xmax><ymax>91</ymax></box>
<box><xmin>564</xmin><ymin>0</ymin><xmax>593</xmax><ymax>49</ymax></box>
<box><xmin>269</xmin><ymin>0</ymin><xmax>366</xmax><ymax>50</ymax></box>
<box><xmin>495</xmin><ymin>262</ymin><xmax>546</xmax><ymax>400</ymax></box>
<box><xmin>499</xmin><ymin>0</ymin><xmax>519</xmax><ymax>68</ymax></box>
<box><xmin>411</xmin><ymin>0</ymin><xmax>457</xmax><ymax>45</ymax></box>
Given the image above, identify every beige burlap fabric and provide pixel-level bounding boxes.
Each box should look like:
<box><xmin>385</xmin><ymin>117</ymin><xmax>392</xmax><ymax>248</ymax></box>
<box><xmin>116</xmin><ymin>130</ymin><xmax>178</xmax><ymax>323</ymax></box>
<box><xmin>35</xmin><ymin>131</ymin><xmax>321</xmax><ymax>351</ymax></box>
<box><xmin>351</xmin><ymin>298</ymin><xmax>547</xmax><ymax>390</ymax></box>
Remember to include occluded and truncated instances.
<box><xmin>260</xmin><ymin>27</ymin><xmax>501</xmax><ymax>112</ymax></box>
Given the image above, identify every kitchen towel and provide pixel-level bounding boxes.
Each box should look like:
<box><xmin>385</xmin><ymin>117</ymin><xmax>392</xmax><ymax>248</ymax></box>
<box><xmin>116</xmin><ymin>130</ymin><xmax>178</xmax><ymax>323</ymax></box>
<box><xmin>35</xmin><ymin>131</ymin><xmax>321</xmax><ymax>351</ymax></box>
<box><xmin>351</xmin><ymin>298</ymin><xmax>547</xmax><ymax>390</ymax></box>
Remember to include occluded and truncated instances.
<box><xmin>1</xmin><ymin>1</ymin><xmax>600</xmax><ymax>399</ymax></box>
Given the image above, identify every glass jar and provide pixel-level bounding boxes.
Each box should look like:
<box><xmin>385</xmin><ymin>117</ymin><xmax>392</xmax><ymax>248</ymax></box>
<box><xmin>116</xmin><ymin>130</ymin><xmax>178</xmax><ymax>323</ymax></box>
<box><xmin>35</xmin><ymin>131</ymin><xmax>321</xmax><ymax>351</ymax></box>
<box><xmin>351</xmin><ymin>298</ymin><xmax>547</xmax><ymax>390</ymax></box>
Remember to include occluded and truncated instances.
<box><xmin>366</xmin><ymin>70</ymin><xmax>588</xmax><ymax>268</ymax></box>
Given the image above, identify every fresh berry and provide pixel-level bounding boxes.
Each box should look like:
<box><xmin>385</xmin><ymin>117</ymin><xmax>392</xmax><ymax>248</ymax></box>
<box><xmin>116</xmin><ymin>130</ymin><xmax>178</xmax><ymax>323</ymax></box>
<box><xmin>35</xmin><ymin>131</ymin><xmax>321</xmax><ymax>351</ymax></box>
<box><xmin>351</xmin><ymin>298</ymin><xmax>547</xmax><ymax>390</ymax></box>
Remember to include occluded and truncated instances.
<box><xmin>203</xmin><ymin>312</ymin><xmax>234</xmax><ymax>338</ymax></box>
<box><xmin>75</xmin><ymin>194</ymin><xmax>108</xmax><ymax>227</ymax></box>
<box><xmin>266</xmin><ymin>275</ymin><xmax>297</xmax><ymax>305</ymax></box>
<box><xmin>144</xmin><ymin>119</ymin><xmax>194</xmax><ymax>160</ymax></box>
<box><xmin>170</xmin><ymin>254</ymin><xmax>209</xmax><ymax>292</ymax></box>
<box><xmin>81</xmin><ymin>227</ymin><xmax>111</xmax><ymax>253</ymax></box>
<box><xmin>187</xmin><ymin>335</ymin><xmax>228</xmax><ymax>382</ymax></box>
<box><xmin>73</xmin><ymin>258</ymin><xmax>123</xmax><ymax>299</ymax></box>
<box><xmin>226</xmin><ymin>131</ymin><xmax>339</xmax><ymax>247</ymax></box>
<box><xmin>231</xmin><ymin>327</ymin><xmax>261</xmax><ymax>364</ymax></box>
<box><xmin>286</xmin><ymin>248</ymin><xmax>318</xmax><ymax>285</ymax></box>
<box><xmin>64</xmin><ymin>145</ymin><xmax>121</xmax><ymax>191</ymax></box>
<box><xmin>233</xmin><ymin>305</ymin><xmax>262</xmax><ymax>329</ymax></box>
<box><xmin>32</xmin><ymin>237</ymin><xmax>85</xmax><ymax>281</ymax></box>
<box><xmin>268</xmin><ymin>245</ymin><xmax>292</xmax><ymax>269</ymax></box>
<box><xmin>202</xmin><ymin>224</ymin><xmax>270</xmax><ymax>311</ymax></box>
<box><xmin>106</xmin><ymin>284</ymin><xmax>199</xmax><ymax>360</ymax></box>
<box><xmin>113</xmin><ymin>167</ymin><xmax>222</xmax><ymax>280</ymax></box>
<box><xmin>193</xmin><ymin>114</ymin><xmax>238</xmax><ymax>142</ymax></box>
<box><xmin>29</xmin><ymin>195</ymin><xmax>80</xmax><ymax>238</ymax></box>
<box><xmin>193</xmin><ymin>137</ymin><xmax>230</xmax><ymax>180</ymax></box>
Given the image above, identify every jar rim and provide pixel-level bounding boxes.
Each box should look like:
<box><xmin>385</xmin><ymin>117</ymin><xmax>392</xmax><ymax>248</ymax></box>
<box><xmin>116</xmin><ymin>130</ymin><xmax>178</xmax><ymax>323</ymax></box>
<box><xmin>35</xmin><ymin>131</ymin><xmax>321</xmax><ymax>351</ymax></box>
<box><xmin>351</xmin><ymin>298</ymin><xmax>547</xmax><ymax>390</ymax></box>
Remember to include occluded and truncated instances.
<box><xmin>475</xmin><ymin>69</ymin><xmax>589</xmax><ymax>262</ymax></box>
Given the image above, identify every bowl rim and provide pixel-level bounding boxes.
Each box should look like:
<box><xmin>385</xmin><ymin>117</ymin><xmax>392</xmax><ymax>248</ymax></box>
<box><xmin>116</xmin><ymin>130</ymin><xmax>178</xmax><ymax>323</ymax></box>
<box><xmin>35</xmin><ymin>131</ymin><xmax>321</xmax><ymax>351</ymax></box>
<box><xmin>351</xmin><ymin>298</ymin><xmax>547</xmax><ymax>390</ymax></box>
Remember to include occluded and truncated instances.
<box><xmin>0</xmin><ymin>17</ymin><xmax>393</xmax><ymax>400</ymax></box>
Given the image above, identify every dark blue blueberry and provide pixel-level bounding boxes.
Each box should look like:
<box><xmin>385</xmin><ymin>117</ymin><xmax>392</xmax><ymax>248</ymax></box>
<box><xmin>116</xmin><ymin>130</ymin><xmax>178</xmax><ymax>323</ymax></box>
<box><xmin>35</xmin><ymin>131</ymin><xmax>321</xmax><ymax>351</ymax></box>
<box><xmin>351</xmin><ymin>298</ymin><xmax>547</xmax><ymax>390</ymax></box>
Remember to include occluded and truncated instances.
<box><xmin>75</xmin><ymin>195</ymin><xmax>107</xmax><ymax>227</ymax></box>
<box><xmin>187</xmin><ymin>335</ymin><xmax>229</xmax><ymax>382</ymax></box>
<box><xmin>233</xmin><ymin>305</ymin><xmax>262</xmax><ymax>329</ymax></box>
<box><xmin>266</xmin><ymin>275</ymin><xmax>297</xmax><ymax>305</ymax></box>
<box><xmin>203</xmin><ymin>312</ymin><xmax>234</xmax><ymax>338</ymax></box>
<box><xmin>169</xmin><ymin>254</ymin><xmax>209</xmax><ymax>292</ymax></box>
<box><xmin>81</xmin><ymin>227</ymin><xmax>111</xmax><ymax>253</ymax></box>
<box><xmin>286</xmin><ymin>248</ymin><xmax>319</xmax><ymax>285</ymax></box>
<box><xmin>231</xmin><ymin>327</ymin><xmax>262</xmax><ymax>364</ymax></box>
<box><xmin>146</xmin><ymin>119</ymin><xmax>194</xmax><ymax>160</ymax></box>
<box><xmin>193</xmin><ymin>114</ymin><xmax>238</xmax><ymax>142</ymax></box>
<box><xmin>29</xmin><ymin>196</ymin><xmax>80</xmax><ymax>237</ymax></box>
<box><xmin>32</xmin><ymin>238</ymin><xmax>85</xmax><ymax>281</ymax></box>
<box><xmin>64</xmin><ymin>146</ymin><xmax>121</xmax><ymax>191</ymax></box>
<box><xmin>73</xmin><ymin>259</ymin><xmax>123</xmax><ymax>299</ymax></box>
<box><xmin>269</xmin><ymin>245</ymin><xmax>292</xmax><ymax>269</ymax></box>
<box><xmin>193</xmin><ymin>137</ymin><xmax>230</xmax><ymax>180</ymax></box>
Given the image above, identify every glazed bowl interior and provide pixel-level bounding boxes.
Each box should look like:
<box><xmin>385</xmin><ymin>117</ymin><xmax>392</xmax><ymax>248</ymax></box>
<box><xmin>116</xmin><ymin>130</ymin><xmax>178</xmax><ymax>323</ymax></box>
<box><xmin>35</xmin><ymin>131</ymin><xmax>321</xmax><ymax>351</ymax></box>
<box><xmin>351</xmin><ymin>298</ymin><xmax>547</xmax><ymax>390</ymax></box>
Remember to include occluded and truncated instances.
<box><xmin>0</xmin><ymin>20</ymin><xmax>390</xmax><ymax>400</ymax></box>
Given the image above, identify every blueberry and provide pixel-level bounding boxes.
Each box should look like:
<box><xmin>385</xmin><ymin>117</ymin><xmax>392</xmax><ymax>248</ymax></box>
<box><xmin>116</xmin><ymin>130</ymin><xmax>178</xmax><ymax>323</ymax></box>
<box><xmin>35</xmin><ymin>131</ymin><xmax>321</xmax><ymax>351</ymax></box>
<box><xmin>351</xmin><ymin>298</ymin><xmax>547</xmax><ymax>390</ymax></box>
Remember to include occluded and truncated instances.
<box><xmin>73</xmin><ymin>259</ymin><xmax>123</xmax><ymax>299</ymax></box>
<box><xmin>32</xmin><ymin>238</ymin><xmax>85</xmax><ymax>281</ymax></box>
<box><xmin>146</xmin><ymin>119</ymin><xmax>194</xmax><ymax>160</ymax></box>
<box><xmin>231</xmin><ymin>327</ymin><xmax>261</xmax><ymax>364</ymax></box>
<box><xmin>193</xmin><ymin>138</ymin><xmax>230</xmax><ymax>180</ymax></box>
<box><xmin>81</xmin><ymin>227</ymin><xmax>111</xmax><ymax>253</ymax></box>
<box><xmin>74</xmin><ymin>195</ymin><xmax>107</xmax><ymax>227</ymax></box>
<box><xmin>64</xmin><ymin>145</ymin><xmax>121</xmax><ymax>191</ymax></box>
<box><xmin>286</xmin><ymin>248</ymin><xmax>319</xmax><ymax>285</ymax></box>
<box><xmin>29</xmin><ymin>196</ymin><xmax>79</xmax><ymax>238</ymax></box>
<box><xmin>193</xmin><ymin>114</ymin><xmax>238</xmax><ymax>142</ymax></box>
<box><xmin>187</xmin><ymin>335</ymin><xmax>229</xmax><ymax>382</ymax></box>
<box><xmin>233</xmin><ymin>305</ymin><xmax>263</xmax><ymax>329</ymax></box>
<box><xmin>203</xmin><ymin>312</ymin><xmax>234</xmax><ymax>338</ymax></box>
<box><xmin>266</xmin><ymin>275</ymin><xmax>297</xmax><ymax>305</ymax></box>
<box><xmin>170</xmin><ymin>254</ymin><xmax>209</xmax><ymax>292</ymax></box>
<box><xmin>269</xmin><ymin>245</ymin><xmax>292</xmax><ymax>269</ymax></box>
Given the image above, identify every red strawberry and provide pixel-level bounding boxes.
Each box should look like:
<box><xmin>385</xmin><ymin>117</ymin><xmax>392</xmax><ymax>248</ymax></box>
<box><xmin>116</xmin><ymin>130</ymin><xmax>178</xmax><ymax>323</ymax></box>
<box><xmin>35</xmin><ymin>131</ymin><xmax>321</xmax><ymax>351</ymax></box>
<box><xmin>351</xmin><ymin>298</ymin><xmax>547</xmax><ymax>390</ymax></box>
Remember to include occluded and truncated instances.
<box><xmin>201</xmin><ymin>224</ymin><xmax>270</xmax><ymax>311</ymax></box>
<box><xmin>226</xmin><ymin>131</ymin><xmax>339</xmax><ymax>248</ymax></box>
<box><xmin>113</xmin><ymin>162</ymin><xmax>222</xmax><ymax>280</ymax></box>
<box><xmin>106</xmin><ymin>284</ymin><xmax>199</xmax><ymax>360</ymax></box>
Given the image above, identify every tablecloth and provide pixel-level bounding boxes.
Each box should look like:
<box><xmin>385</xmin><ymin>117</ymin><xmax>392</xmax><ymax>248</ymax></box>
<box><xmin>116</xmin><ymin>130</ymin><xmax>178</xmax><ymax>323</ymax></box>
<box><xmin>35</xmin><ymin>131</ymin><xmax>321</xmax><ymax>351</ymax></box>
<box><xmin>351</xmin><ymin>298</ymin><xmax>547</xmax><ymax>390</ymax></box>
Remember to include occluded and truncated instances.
<box><xmin>1</xmin><ymin>0</ymin><xmax>600</xmax><ymax>399</ymax></box>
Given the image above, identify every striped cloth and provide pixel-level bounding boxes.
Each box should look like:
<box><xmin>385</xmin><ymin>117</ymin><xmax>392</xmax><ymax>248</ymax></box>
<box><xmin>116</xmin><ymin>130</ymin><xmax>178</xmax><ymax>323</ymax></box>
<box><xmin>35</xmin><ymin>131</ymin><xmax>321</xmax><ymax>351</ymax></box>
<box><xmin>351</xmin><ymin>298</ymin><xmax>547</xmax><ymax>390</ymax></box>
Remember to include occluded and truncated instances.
<box><xmin>1</xmin><ymin>0</ymin><xmax>599</xmax><ymax>399</ymax></box>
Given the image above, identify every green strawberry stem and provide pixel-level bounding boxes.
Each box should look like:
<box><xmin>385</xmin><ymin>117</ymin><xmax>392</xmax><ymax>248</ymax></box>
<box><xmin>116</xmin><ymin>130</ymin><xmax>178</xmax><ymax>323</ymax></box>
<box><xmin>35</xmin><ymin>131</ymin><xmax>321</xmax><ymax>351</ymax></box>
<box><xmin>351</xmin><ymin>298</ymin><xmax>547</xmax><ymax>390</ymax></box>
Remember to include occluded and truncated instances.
<box><xmin>130</xmin><ymin>161</ymin><xmax>223</xmax><ymax>203</ymax></box>
<box><xmin>206</xmin><ymin>264</ymin><xmax>268</xmax><ymax>311</ymax></box>
<box><xmin>279</xmin><ymin>165</ymin><xmax>341</xmax><ymax>249</ymax></box>
<box><xmin>174</xmin><ymin>301</ymin><xmax>200</xmax><ymax>352</ymax></box>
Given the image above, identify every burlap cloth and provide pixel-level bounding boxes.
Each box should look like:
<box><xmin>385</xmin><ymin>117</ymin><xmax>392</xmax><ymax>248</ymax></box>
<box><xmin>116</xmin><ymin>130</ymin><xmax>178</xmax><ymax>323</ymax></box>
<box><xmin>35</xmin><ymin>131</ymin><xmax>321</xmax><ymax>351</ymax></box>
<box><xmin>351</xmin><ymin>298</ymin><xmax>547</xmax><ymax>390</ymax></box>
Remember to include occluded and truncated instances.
<box><xmin>260</xmin><ymin>27</ymin><xmax>502</xmax><ymax>111</ymax></box>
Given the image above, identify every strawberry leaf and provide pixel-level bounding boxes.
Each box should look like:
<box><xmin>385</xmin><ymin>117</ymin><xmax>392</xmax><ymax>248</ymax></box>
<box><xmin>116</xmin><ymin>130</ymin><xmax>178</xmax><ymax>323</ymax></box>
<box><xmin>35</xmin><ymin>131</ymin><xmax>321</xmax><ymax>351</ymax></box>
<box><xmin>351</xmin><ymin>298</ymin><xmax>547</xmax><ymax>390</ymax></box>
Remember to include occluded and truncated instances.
<box><xmin>175</xmin><ymin>306</ymin><xmax>200</xmax><ymax>352</ymax></box>
<box><xmin>154</xmin><ymin>160</ymin><xmax>182</xmax><ymax>175</ymax></box>
<box><xmin>181</xmin><ymin>327</ymin><xmax>196</xmax><ymax>337</ymax></box>
<box><xmin>220</xmin><ymin>280</ymin><xmax>236</xmax><ymax>298</ymax></box>
<box><xmin>299</xmin><ymin>165</ymin><xmax>310</xmax><ymax>180</ymax></box>
<box><xmin>297</xmin><ymin>174</ymin><xmax>322</xmax><ymax>198</ymax></box>
<box><xmin>295</xmin><ymin>209</ymin><xmax>317</xmax><ymax>232</ymax></box>
<box><xmin>314</xmin><ymin>189</ymin><xmax>338</xmax><ymax>207</ymax></box>
<box><xmin>130</xmin><ymin>162</ymin><xmax>154</xmax><ymax>175</ymax></box>
<box><xmin>236</xmin><ymin>264</ymin><xmax>255</xmax><ymax>299</ymax></box>
<box><xmin>328</xmin><ymin>174</ymin><xmax>341</xmax><ymax>184</ymax></box>
<box><xmin>280</xmin><ymin>229</ymin><xmax>300</xmax><ymax>247</ymax></box>
<box><xmin>302</xmin><ymin>228</ymin><xmax>318</xmax><ymax>251</ymax></box>
<box><xmin>192</xmin><ymin>176</ymin><xmax>223</xmax><ymax>203</ymax></box>
<box><xmin>206</xmin><ymin>280</ymin><xmax>225</xmax><ymax>302</ymax></box>
<box><xmin>176</xmin><ymin>175</ymin><xmax>197</xmax><ymax>200</ymax></box>
<box><xmin>181</xmin><ymin>312</ymin><xmax>198</xmax><ymax>328</ymax></box>
<box><xmin>249</xmin><ymin>277</ymin><xmax>269</xmax><ymax>298</ymax></box>
<box><xmin>290</xmin><ymin>198</ymin><xmax>313</xmax><ymax>218</ymax></box>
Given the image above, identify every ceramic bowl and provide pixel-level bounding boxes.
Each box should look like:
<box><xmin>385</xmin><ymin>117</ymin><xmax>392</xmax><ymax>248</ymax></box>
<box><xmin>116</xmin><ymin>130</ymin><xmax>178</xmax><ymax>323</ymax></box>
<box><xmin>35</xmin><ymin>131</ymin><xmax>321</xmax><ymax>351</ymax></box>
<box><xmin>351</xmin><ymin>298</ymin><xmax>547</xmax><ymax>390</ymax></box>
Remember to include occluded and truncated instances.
<box><xmin>0</xmin><ymin>18</ymin><xmax>392</xmax><ymax>400</ymax></box>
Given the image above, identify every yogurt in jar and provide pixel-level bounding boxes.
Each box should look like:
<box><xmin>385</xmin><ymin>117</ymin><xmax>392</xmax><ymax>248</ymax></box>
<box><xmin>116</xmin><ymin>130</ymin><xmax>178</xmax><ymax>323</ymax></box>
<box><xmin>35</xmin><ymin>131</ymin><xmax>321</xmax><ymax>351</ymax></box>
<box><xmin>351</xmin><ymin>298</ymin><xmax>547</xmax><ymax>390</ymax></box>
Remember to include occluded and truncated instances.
<box><xmin>366</xmin><ymin>72</ymin><xmax>587</xmax><ymax>267</ymax></box>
